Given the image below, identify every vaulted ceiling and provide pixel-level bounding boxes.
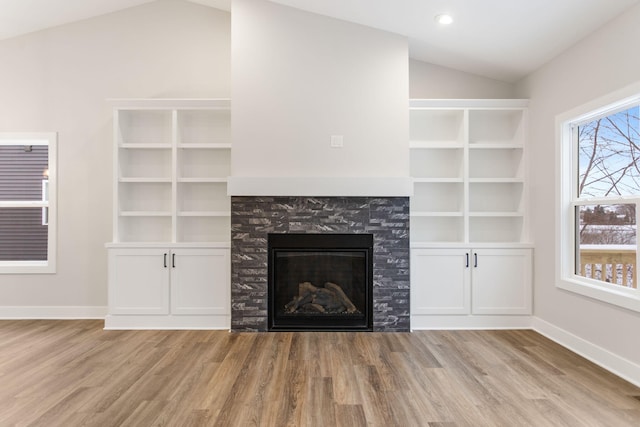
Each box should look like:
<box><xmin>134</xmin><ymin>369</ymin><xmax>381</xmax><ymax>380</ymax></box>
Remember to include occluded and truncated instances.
<box><xmin>1</xmin><ymin>0</ymin><xmax>638</xmax><ymax>82</ymax></box>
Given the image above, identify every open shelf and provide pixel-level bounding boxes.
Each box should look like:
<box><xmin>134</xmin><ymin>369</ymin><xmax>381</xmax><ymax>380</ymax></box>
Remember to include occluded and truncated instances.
<box><xmin>410</xmin><ymin>148</ymin><xmax>463</xmax><ymax>180</ymax></box>
<box><xmin>177</xmin><ymin>216</ymin><xmax>230</xmax><ymax>243</ymax></box>
<box><xmin>177</xmin><ymin>109</ymin><xmax>231</xmax><ymax>145</ymax></box>
<box><xmin>177</xmin><ymin>182</ymin><xmax>230</xmax><ymax>213</ymax></box>
<box><xmin>177</xmin><ymin>148</ymin><xmax>231</xmax><ymax>180</ymax></box>
<box><xmin>119</xmin><ymin>182</ymin><xmax>171</xmax><ymax>213</ymax></box>
<box><xmin>469</xmin><ymin>217</ymin><xmax>525</xmax><ymax>243</ymax></box>
<box><xmin>118</xmin><ymin>148</ymin><xmax>172</xmax><ymax>180</ymax></box>
<box><xmin>469</xmin><ymin>109</ymin><xmax>524</xmax><ymax>145</ymax></box>
<box><xmin>117</xmin><ymin>110</ymin><xmax>172</xmax><ymax>145</ymax></box>
<box><xmin>469</xmin><ymin>147</ymin><xmax>523</xmax><ymax>180</ymax></box>
<box><xmin>469</xmin><ymin>182</ymin><xmax>524</xmax><ymax>213</ymax></box>
<box><xmin>412</xmin><ymin>182</ymin><xmax>463</xmax><ymax>213</ymax></box>
<box><xmin>410</xmin><ymin>109</ymin><xmax>464</xmax><ymax>144</ymax></box>
<box><xmin>411</xmin><ymin>216</ymin><xmax>465</xmax><ymax>243</ymax></box>
<box><xmin>117</xmin><ymin>216</ymin><xmax>172</xmax><ymax>243</ymax></box>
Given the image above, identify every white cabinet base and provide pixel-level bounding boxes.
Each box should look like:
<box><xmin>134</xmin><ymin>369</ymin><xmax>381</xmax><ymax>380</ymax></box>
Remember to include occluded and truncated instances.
<box><xmin>104</xmin><ymin>314</ymin><xmax>230</xmax><ymax>330</ymax></box>
<box><xmin>106</xmin><ymin>246</ymin><xmax>230</xmax><ymax>330</ymax></box>
<box><xmin>410</xmin><ymin>247</ymin><xmax>532</xmax><ymax>328</ymax></box>
<box><xmin>411</xmin><ymin>314</ymin><xmax>533</xmax><ymax>330</ymax></box>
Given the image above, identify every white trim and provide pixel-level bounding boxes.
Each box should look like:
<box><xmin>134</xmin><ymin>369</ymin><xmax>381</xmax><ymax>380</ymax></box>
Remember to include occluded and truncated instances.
<box><xmin>0</xmin><ymin>201</ymin><xmax>48</xmax><ymax>208</ymax></box>
<box><xmin>411</xmin><ymin>315</ymin><xmax>640</xmax><ymax>387</ymax></box>
<box><xmin>104</xmin><ymin>314</ymin><xmax>230</xmax><ymax>330</ymax></box>
<box><xmin>567</xmin><ymin>92</ymin><xmax>640</xmax><ymax>127</ymax></box>
<box><xmin>108</xmin><ymin>98</ymin><xmax>230</xmax><ymax>109</ymax></box>
<box><xmin>0</xmin><ymin>138</ymin><xmax>49</xmax><ymax>146</ymax></box>
<box><xmin>0</xmin><ymin>132</ymin><xmax>57</xmax><ymax>274</ymax></box>
<box><xmin>556</xmin><ymin>277</ymin><xmax>640</xmax><ymax>312</ymax></box>
<box><xmin>0</xmin><ymin>261</ymin><xmax>55</xmax><ymax>274</ymax></box>
<box><xmin>227</xmin><ymin>176</ymin><xmax>413</xmax><ymax>197</ymax></box>
<box><xmin>556</xmin><ymin>82</ymin><xmax>640</xmax><ymax>312</ymax></box>
<box><xmin>556</xmin><ymin>82</ymin><xmax>640</xmax><ymax>124</ymax></box>
<box><xmin>532</xmin><ymin>317</ymin><xmax>640</xmax><ymax>388</ymax></box>
<box><xmin>410</xmin><ymin>99</ymin><xmax>529</xmax><ymax>109</ymax></box>
<box><xmin>410</xmin><ymin>315</ymin><xmax>533</xmax><ymax>330</ymax></box>
<box><xmin>410</xmin><ymin>242</ymin><xmax>534</xmax><ymax>249</ymax></box>
<box><xmin>0</xmin><ymin>306</ymin><xmax>107</xmax><ymax>319</ymax></box>
<box><xmin>105</xmin><ymin>242</ymin><xmax>231</xmax><ymax>249</ymax></box>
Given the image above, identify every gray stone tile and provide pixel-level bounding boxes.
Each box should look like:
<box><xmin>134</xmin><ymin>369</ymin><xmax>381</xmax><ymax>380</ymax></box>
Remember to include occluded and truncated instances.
<box><xmin>230</xmin><ymin>196</ymin><xmax>410</xmax><ymax>332</ymax></box>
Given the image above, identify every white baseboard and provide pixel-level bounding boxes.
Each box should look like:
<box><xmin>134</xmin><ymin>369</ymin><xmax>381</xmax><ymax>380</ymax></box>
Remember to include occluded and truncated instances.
<box><xmin>0</xmin><ymin>306</ymin><xmax>107</xmax><ymax>319</ymax></box>
<box><xmin>411</xmin><ymin>314</ymin><xmax>640</xmax><ymax>387</ymax></box>
<box><xmin>410</xmin><ymin>315</ymin><xmax>533</xmax><ymax>330</ymax></box>
<box><xmin>104</xmin><ymin>314</ymin><xmax>230</xmax><ymax>330</ymax></box>
<box><xmin>532</xmin><ymin>317</ymin><xmax>640</xmax><ymax>388</ymax></box>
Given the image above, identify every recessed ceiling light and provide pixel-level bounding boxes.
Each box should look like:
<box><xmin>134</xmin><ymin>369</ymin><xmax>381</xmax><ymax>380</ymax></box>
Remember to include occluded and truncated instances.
<box><xmin>435</xmin><ymin>14</ymin><xmax>453</xmax><ymax>25</ymax></box>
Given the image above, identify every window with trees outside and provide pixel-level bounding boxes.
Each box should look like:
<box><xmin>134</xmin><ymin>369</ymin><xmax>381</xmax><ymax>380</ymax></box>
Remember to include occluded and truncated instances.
<box><xmin>0</xmin><ymin>133</ymin><xmax>57</xmax><ymax>274</ymax></box>
<box><xmin>558</xmin><ymin>87</ymin><xmax>640</xmax><ymax>312</ymax></box>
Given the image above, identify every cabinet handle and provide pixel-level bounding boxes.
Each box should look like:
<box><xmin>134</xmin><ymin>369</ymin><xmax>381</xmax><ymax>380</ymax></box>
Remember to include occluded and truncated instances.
<box><xmin>474</xmin><ymin>253</ymin><xmax>478</xmax><ymax>268</ymax></box>
<box><xmin>465</xmin><ymin>253</ymin><xmax>469</xmax><ymax>268</ymax></box>
<box><xmin>163</xmin><ymin>253</ymin><xmax>167</xmax><ymax>268</ymax></box>
<box><xmin>172</xmin><ymin>253</ymin><xmax>176</xmax><ymax>268</ymax></box>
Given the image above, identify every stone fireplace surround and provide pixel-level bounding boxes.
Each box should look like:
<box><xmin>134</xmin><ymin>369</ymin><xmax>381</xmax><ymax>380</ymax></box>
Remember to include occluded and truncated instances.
<box><xmin>231</xmin><ymin>196</ymin><xmax>410</xmax><ymax>332</ymax></box>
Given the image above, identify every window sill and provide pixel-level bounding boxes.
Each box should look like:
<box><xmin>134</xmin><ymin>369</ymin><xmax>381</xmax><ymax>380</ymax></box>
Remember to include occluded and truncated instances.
<box><xmin>557</xmin><ymin>277</ymin><xmax>640</xmax><ymax>313</ymax></box>
<box><xmin>0</xmin><ymin>261</ymin><xmax>55</xmax><ymax>274</ymax></box>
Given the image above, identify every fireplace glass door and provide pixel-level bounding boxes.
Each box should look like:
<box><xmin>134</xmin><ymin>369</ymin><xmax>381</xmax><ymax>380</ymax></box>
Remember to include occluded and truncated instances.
<box><xmin>268</xmin><ymin>233</ymin><xmax>373</xmax><ymax>331</ymax></box>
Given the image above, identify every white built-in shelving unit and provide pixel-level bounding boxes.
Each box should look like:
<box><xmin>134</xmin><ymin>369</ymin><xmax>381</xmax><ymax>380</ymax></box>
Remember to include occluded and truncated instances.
<box><xmin>409</xmin><ymin>99</ymin><xmax>532</xmax><ymax>329</ymax></box>
<box><xmin>106</xmin><ymin>99</ymin><xmax>231</xmax><ymax>330</ymax></box>
<box><xmin>409</xmin><ymin>99</ymin><xmax>529</xmax><ymax>245</ymax></box>
<box><xmin>113</xmin><ymin>99</ymin><xmax>231</xmax><ymax>244</ymax></box>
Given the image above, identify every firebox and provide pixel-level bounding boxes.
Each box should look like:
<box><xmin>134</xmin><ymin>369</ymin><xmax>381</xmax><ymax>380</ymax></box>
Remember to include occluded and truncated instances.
<box><xmin>268</xmin><ymin>233</ymin><xmax>374</xmax><ymax>331</ymax></box>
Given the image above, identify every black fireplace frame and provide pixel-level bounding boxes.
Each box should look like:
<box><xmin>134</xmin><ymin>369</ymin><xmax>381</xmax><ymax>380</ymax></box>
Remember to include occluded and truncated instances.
<box><xmin>267</xmin><ymin>233</ymin><xmax>374</xmax><ymax>331</ymax></box>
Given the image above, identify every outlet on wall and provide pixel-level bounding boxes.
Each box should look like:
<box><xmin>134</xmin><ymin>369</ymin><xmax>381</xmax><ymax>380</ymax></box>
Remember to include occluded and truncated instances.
<box><xmin>330</xmin><ymin>135</ymin><xmax>344</xmax><ymax>148</ymax></box>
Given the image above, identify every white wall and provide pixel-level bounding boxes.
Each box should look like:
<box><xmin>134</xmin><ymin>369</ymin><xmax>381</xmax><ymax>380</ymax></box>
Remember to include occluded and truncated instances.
<box><xmin>0</xmin><ymin>0</ymin><xmax>230</xmax><ymax>313</ymax></box>
<box><xmin>0</xmin><ymin>0</ymin><xmax>522</xmax><ymax>313</ymax></box>
<box><xmin>410</xmin><ymin>59</ymin><xmax>516</xmax><ymax>99</ymax></box>
<box><xmin>517</xmin><ymin>4</ymin><xmax>640</xmax><ymax>371</ymax></box>
<box><xmin>231</xmin><ymin>0</ymin><xmax>409</xmax><ymax>179</ymax></box>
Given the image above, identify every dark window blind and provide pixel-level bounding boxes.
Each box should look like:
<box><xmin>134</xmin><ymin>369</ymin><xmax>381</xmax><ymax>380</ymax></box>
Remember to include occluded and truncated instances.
<box><xmin>0</xmin><ymin>145</ymin><xmax>48</xmax><ymax>261</ymax></box>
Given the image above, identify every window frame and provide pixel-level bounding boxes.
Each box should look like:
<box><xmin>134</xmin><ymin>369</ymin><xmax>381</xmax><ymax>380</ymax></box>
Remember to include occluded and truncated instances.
<box><xmin>557</xmin><ymin>83</ymin><xmax>640</xmax><ymax>313</ymax></box>
<box><xmin>0</xmin><ymin>132</ymin><xmax>57</xmax><ymax>274</ymax></box>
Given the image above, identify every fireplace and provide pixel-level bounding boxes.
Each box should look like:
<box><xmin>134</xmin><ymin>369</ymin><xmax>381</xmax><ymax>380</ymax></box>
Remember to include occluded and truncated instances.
<box><xmin>268</xmin><ymin>233</ymin><xmax>373</xmax><ymax>331</ymax></box>
<box><xmin>230</xmin><ymin>196</ymin><xmax>410</xmax><ymax>332</ymax></box>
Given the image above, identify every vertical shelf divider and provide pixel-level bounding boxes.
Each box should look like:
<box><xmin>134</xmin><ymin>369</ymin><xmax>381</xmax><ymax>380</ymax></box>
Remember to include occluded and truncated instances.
<box><xmin>462</xmin><ymin>108</ymin><xmax>470</xmax><ymax>245</ymax></box>
<box><xmin>171</xmin><ymin>109</ymin><xmax>179</xmax><ymax>244</ymax></box>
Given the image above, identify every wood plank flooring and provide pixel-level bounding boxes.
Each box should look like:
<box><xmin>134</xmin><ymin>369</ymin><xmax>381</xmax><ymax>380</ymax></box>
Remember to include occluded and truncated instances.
<box><xmin>0</xmin><ymin>320</ymin><xmax>639</xmax><ymax>426</ymax></box>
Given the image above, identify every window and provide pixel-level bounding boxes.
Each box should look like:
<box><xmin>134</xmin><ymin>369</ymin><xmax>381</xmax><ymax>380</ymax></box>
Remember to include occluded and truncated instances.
<box><xmin>558</xmin><ymin>84</ymin><xmax>640</xmax><ymax>312</ymax></box>
<box><xmin>0</xmin><ymin>133</ymin><xmax>57</xmax><ymax>273</ymax></box>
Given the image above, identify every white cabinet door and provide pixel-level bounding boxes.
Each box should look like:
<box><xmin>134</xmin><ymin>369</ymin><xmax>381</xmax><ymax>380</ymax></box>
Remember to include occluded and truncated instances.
<box><xmin>411</xmin><ymin>248</ymin><xmax>471</xmax><ymax>314</ymax></box>
<box><xmin>170</xmin><ymin>248</ymin><xmax>230</xmax><ymax>315</ymax></box>
<box><xmin>471</xmin><ymin>248</ymin><xmax>532</xmax><ymax>315</ymax></box>
<box><xmin>108</xmin><ymin>248</ymin><xmax>170</xmax><ymax>315</ymax></box>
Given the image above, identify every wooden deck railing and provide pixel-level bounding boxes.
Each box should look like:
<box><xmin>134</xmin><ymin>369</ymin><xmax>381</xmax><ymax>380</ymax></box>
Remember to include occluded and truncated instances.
<box><xmin>579</xmin><ymin>247</ymin><xmax>637</xmax><ymax>289</ymax></box>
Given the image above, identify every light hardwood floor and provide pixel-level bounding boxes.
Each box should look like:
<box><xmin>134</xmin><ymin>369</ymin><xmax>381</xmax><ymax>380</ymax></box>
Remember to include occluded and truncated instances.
<box><xmin>0</xmin><ymin>320</ymin><xmax>638</xmax><ymax>426</ymax></box>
